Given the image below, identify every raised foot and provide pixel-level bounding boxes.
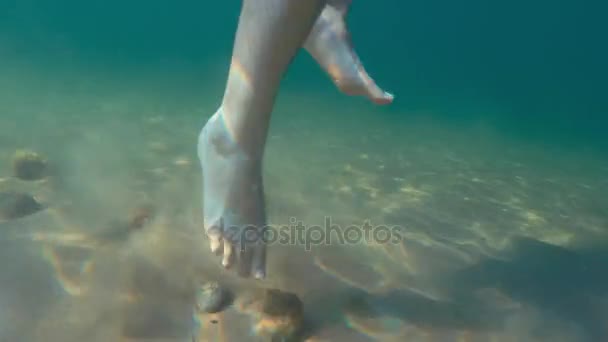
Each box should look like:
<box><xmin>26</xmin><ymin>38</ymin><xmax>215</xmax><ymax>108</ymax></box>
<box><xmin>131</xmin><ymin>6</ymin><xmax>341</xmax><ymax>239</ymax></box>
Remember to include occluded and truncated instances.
<box><xmin>305</xmin><ymin>1</ymin><xmax>394</xmax><ymax>105</ymax></box>
<box><xmin>197</xmin><ymin>110</ymin><xmax>266</xmax><ymax>279</ymax></box>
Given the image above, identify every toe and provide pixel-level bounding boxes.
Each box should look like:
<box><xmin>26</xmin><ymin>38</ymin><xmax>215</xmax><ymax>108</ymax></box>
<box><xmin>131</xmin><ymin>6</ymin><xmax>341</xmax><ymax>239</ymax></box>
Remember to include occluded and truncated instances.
<box><xmin>236</xmin><ymin>244</ymin><xmax>254</xmax><ymax>278</ymax></box>
<box><xmin>372</xmin><ymin>91</ymin><xmax>394</xmax><ymax>105</ymax></box>
<box><xmin>251</xmin><ymin>243</ymin><xmax>266</xmax><ymax>279</ymax></box>
<box><xmin>206</xmin><ymin>222</ymin><xmax>226</xmax><ymax>255</ymax></box>
<box><xmin>222</xmin><ymin>240</ymin><xmax>235</xmax><ymax>268</ymax></box>
<box><xmin>209</xmin><ymin>234</ymin><xmax>223</xmax><ymax>255</ymax></box>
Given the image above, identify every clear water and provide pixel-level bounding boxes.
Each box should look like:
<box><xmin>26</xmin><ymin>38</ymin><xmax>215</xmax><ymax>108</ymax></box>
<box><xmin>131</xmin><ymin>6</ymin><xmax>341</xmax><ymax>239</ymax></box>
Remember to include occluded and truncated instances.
<box><xmin>0</xmin><ymin>1</ymin><xmax>607</xmax><ymax>341</ymax></box>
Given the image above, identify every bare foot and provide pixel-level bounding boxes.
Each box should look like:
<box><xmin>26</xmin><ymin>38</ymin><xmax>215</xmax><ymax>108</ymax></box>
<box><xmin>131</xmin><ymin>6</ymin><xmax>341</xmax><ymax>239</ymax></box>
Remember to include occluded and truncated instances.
<box><xmin>304</xmin><ymin>0</ymin><xmax>394</xmax><ymax>105</ymax></box>
<box><xmin>197</xmin><ymin>109</ymin><xmax>266</xmax><ymax>279</ymax></box>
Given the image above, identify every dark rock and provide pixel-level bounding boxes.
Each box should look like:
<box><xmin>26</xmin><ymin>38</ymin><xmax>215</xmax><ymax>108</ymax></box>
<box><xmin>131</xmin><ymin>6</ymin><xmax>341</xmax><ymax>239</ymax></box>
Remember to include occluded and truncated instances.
<box><xmin>127</xmin><ymin>205</ymin><xmax>154</xmax><ymax>230</ymax></box>
<box><xmin>0</xmin><ymin>191</ymin><xmax>43</xmax><ymax>220</ymax></box>
<box><xmin>252</xmin><ymin>288</ymin><xmax>304</xmax><ymax>341</ymax></box>
<box><xmin>195</xmin><ymin>282</ymin><xmax>230</xmax><ymax>314</ymax></box>
<box><xmin>95</xmin><ymin>205</ymin><xmax>155</xmax><ymax>242</ymax></box>
<box><xmin>12</xmin><ymin>150</ymin><xmax>49</xmax><ymax>181</ymax></box>
<box><xmin>261</xmin><ymin>289</ymin><xmax>303</xmax><ymax>319</ymax></box>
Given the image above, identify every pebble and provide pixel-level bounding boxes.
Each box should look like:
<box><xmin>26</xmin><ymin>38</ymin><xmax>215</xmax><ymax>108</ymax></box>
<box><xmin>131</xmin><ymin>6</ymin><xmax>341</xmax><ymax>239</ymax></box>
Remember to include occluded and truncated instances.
<box><xmin>127</xmin><ymin>205</ymin><xmax>154</xmax><ymax>230</ymax></box>
<box><xmin>0</xmin><ymin>191</ymin><xmax>43</xmax><ymax>220</ymax></box>
<box><xmin>195</xmin><ymin>282</ymin><xmax>230</xmax><ymax>314</ymax></box>
<box><xmin>11</xmin><ymin>150</ymin><xmax>48</xmax><ymax>181</ymax></box>
<box><xmin>252</xmin><ymin>288</ymin><xmax>304</xmax><ymax>340</ymax></box>
<box><xmin>261</xmin><ymin>289</ymin><xmax>303</xmax><ymax>318</ymax></box>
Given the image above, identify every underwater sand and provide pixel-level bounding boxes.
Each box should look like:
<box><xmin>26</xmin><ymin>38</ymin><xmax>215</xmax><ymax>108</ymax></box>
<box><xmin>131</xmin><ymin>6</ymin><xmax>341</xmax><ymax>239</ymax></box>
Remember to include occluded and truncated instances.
<box><xmin>1</xmin><ymin>59</ymin><xmax>607</xmax><ymax>342</ymax></box>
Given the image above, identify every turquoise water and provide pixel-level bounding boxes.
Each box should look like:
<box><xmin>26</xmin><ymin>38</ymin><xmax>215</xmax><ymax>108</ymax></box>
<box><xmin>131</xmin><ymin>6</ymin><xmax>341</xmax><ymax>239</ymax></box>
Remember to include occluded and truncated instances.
<box><xmin>1</xmin><ymin>1</ymin><xmax>607</xmax><ymax>341</ymax></box>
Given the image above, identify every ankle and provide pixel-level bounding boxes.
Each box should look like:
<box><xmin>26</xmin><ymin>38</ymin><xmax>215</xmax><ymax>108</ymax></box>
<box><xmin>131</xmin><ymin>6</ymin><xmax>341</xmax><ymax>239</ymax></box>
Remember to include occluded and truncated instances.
<box><xmin>199</xmin><ymin>109</ymin><xmax>262</xmax><ymax>164</ymax></box>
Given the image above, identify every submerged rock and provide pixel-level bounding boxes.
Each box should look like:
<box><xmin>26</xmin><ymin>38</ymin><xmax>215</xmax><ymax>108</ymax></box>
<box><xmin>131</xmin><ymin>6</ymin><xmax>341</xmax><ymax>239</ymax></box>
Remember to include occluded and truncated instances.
<box><xmin>0</xmin><ymin>191</ymin><xmax>43</xmax><ymax>220</ymax></box>
<box><xmin>261</xmin><ymin>289</ymin><xmax>303</xmax><ymax>318</ymax></box>
<box><xmin>253</xmin><ymin>289</ymin><xmax>304</xmax><ymax>341</ymax></box>
<box><xmin>95</xmin><ymin>205</ymin><xmax>156</xmax><ymax>242</ymax></box>
<box><xmin>11</xmin><ymin>150</ymin><xmax>49</xmax><ymax>181</ymax></box>
<box><xmin>127</xmin><ymin>205</ymin><xmax>154</xmax><ymax>230</ymax></box>
<box><xmin>195</xmin><ymin>282</ymin><xmax>230</xmax><ymax>314</ymax></box>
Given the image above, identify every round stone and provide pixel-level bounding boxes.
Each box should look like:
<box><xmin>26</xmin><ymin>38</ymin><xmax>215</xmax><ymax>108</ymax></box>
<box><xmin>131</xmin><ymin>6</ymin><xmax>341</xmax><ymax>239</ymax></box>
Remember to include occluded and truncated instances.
<box><xmin>11</xmin><ymin>150</ymin><xmax>49</xmax><ymax>181</ymax></box>
<box><xmin>195</xmin><ymin>282</ymin><xmax>229</xmax><ymax>314</ymax></box>
<box><xmin>250</xmin><ymin>288</ymin><xmax>304</xmax><ymax>340</ymax></box>
<box><xmin>0</xmin><ymin>191</ymin><xmax>43</xmax><ymax>220</ymax></box>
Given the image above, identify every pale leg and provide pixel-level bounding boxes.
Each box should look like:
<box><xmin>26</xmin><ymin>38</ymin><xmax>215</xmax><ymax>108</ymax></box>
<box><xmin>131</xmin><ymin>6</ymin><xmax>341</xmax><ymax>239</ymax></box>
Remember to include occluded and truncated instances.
<box><xmin>198</xmin><ymin>0</ymin><xmax>325</xmax><ymax>279</ymax></box>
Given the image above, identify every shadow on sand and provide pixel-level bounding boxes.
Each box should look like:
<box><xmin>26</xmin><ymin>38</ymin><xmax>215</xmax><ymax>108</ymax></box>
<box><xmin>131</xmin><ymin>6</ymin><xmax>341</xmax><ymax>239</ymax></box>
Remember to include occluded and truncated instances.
<box><xmin>449</xmin><ymin>235</ymin><xmax>608</xmax><ymax>341</ymax></box>
<box><xmin>300</xmin><ymin>235</ymin><xmax>608</xmax><ymax>341</ymax></box>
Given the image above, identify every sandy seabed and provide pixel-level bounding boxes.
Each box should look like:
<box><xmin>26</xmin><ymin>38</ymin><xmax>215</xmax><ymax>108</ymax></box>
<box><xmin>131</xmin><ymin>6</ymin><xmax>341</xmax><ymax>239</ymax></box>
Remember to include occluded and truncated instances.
<box><xmin>1</xmin><ymin>60</ymin><xmax>607</xmax><ymax>342</ymax></box>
